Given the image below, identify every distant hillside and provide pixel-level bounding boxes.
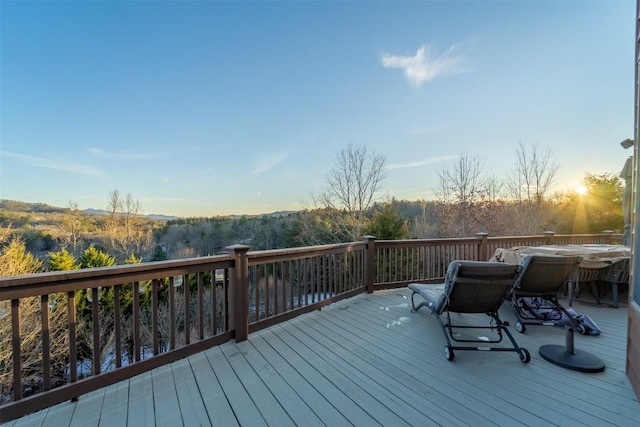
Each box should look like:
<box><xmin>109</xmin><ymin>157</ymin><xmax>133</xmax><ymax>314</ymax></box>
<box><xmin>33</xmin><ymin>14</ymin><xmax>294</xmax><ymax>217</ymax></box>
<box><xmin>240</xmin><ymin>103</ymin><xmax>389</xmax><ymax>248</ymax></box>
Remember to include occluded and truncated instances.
<box><xmin>83</xmin><ymin>208</ymin><xmax>177</xmax><ymax>221</ymax></box>
<box><xmin>1</xmin><ymin>200</ymin><xmax>296</xmax><ymax>221</ymax></box>
<box><xmin>0</xmin><ymin>200</ymin><xmax>67</xmax><ymax>214</ymax></box>
<box><xmin>0</xmin><ymin>200</ymin><xmax>177</xmax><ymax>221</ymax></box>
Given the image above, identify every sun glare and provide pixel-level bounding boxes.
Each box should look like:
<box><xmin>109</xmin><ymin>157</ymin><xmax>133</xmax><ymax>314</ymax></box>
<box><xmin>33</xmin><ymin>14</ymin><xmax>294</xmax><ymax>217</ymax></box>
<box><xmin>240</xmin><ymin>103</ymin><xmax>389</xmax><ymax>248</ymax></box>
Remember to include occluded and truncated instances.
<box><xmin>575</xmin><ymin>184</ymin><xmax>587</xmax><ymax>195</ymax></box>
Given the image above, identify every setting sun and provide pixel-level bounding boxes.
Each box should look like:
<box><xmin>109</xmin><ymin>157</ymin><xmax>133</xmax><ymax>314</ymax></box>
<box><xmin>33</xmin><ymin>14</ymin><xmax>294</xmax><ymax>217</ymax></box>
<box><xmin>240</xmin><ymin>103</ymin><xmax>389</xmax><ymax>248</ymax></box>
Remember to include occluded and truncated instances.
<box><xmin>575</xmin><ymin>184</ymin><xmax>588</xmax><ymax>195</ymax></box>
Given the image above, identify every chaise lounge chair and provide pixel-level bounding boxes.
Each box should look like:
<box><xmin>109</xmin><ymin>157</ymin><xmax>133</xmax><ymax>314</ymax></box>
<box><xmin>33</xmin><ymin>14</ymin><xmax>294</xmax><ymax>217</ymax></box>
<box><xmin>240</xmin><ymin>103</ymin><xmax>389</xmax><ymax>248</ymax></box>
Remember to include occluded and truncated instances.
<box><xmin>508</xmin><ymin>254</ymin><xmax>585</xmax><ymax>334</ymax></box>
<box><xmin>408</xmin><ymin>260</ymin><xmax>530</xmax><ymax>363</ymax></box>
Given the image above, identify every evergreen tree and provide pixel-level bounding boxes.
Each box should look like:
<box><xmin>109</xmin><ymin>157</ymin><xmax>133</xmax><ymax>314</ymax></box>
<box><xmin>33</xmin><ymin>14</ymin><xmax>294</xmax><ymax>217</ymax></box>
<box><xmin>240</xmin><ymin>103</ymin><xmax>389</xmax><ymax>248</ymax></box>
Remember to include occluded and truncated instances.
<box><xmin>583</xmin><ymin>173</ymin><xmax>624</xmax><ymax>233</ymax></box>
<box><xmin>48</xmin><ymin>248</ymin><xmax>80</xmax><ymax>271</ymax></box>
<box><xmin>124</xmin><ymin>253</ymin><xmax>142</xmax><ymax>264</ymax></box>
<box><xmin>0</xmin><ymin>233</ymin><xmax>42</xmax><ymax>276</ymax></box>
<box><xmin>78</xmin><ymin>244</ymin><xmax>116</xmax><ymax>268</ymax></box>
<box><xmin>150</xmin><ymin>245</ymin><xmax>168</xmax><ymax>261</ymax></box>
<box><xmin>366</xmin><ymin>203</ymin><xmax>409</xmax><ymax>240</ymax></box>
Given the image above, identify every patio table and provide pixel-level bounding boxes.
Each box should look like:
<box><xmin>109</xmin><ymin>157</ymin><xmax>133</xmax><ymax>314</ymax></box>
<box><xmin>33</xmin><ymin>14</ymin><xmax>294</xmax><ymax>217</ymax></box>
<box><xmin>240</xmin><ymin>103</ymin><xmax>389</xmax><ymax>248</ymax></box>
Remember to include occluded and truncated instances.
<box><xmin>490</xmin><ymin>244</ymin><xmax>631</xmax><ymax>306</ymax></box>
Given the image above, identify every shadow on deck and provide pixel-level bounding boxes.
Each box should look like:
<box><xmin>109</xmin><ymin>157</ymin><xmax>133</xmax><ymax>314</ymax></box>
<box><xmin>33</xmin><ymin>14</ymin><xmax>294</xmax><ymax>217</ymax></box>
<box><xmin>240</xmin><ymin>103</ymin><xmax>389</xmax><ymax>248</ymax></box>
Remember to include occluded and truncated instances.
<box><xmin>6</xmin><ymin>288</ymin><xmax>639</xmax><ymax>426</ymax></box>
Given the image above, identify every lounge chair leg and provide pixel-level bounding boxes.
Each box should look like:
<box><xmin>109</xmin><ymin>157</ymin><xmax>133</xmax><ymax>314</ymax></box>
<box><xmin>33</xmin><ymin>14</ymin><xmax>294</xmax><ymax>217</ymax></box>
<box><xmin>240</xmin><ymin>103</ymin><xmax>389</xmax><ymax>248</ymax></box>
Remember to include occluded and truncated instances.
<box><xmin>589</xmin><ymin>281</ymin><xmax>601</xmax><ymax>305</ymax></box>
<box><xmin>611</xmin><ymin>283</ymin><xmax>619</xmax><ymax>308</ymax></box>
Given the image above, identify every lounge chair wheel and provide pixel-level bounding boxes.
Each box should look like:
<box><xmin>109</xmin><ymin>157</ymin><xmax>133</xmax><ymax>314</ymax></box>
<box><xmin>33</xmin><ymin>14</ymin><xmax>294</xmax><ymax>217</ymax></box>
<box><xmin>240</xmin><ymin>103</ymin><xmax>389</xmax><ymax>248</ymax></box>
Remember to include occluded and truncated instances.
<box><xmin>519</xmin><ymin>348</ymin><xmax>531</xmax><ymax>363</ymax></box>
<box><xmin>515</xmin><ymin>321</ymin><xmax>526</xmax><ymax>333</ymax></box>
<box><xmin>444</xmin><ymin>346</ymin><xmax>455</xmax><ymax>361</ymax></box>
<box><xmin>576</xmin><ymin>324</ymin><xmax>587</xmax><ymax>335</ymax></box>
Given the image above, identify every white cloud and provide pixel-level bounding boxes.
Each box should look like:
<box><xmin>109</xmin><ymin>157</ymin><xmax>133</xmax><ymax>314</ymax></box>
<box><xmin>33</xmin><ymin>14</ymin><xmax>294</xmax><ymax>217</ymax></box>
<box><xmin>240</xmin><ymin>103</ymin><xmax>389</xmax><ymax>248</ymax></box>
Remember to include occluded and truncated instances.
<box><xmin>252</xmin><ymin>150</ymin><xmax>290</xmax><ymax>175</ymax></box>
<box><xmin>2</xmin><ymin>151</ymin><xmax>105</xmax><ymax>177</ymax></box>
<box><xmin>86</xmin><ymin>147</ymin><xmax>160</xmax><ymax>160</ymax></box>
<box><xmin>406</xmin><ymin>121</ymin><xmax>452</xmax><ymax>135</ymax></box>
<box><xmin>386</xmin><ymin>155</ymin><xmax>458</xmax><ymax>170</ymax></box>
<box><xmin>381</xmin><ymin>44</ymin><xmax>467</xmax><ymax>86</ymax></box>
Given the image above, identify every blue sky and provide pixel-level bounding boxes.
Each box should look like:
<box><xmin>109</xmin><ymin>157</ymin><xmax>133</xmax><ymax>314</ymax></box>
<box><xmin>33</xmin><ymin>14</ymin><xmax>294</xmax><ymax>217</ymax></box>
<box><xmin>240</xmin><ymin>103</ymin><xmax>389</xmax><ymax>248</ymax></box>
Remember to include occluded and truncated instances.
<box><xmin>1</xmin><ymin>0</ymin><xmax>635</xmax><ymax>217</ymax></box>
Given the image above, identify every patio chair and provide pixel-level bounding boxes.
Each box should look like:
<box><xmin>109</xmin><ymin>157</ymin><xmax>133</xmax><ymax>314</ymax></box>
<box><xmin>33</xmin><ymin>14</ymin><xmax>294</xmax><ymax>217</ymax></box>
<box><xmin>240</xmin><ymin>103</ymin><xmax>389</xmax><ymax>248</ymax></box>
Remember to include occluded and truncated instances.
<box><xmin>408</xmin><ymin>260</ymin><xmax>530</xmax><ymax>363</ymax></box>
<box><xmin>508</xmin><ymin>254</ymin><xmax>585</xmax><ymax>334</ymax></box>
<box><xmin>600</xmin><ymin>257</ymin><xmax>630</xmax><ymax>308</ymax></box>
<box><xmin>575</xmin><ymin>266</ymin><xmax>604</xmax><ymax>306</ymax></box>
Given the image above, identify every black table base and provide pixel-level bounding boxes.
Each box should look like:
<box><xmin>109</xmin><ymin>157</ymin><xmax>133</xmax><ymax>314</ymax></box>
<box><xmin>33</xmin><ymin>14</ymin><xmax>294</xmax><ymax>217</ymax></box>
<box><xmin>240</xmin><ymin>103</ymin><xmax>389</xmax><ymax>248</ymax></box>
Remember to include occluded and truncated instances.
<box><xmin>538</xmin><ymin>328</ymin><xmax>605</xmax><ymax>373</ymax></box>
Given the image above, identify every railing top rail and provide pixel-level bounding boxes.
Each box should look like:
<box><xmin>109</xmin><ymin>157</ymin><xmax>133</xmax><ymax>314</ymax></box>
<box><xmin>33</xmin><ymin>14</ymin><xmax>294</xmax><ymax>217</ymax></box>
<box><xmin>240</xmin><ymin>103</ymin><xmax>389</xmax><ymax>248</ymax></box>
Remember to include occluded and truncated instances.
<box><xmin>0</xmin><ymin>254</ymin><xmax>234</xmax><ymax>300</ymax></box>
<box><xmin>374</xmin><ymin>237</ymin><xmax>479</xmax><ymax>248</ymax></box>
<box><xmin>246</xmin><ymin>241</ymin><xmax>367</xmax><ymax>263</ymax></box>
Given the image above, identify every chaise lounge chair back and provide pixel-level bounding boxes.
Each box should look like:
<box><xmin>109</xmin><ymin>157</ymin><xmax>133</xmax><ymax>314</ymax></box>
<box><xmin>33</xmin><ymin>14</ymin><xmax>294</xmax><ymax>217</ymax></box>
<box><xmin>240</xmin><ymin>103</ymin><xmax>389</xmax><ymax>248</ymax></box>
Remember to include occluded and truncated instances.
<box><xmin>446</xmin><ymin>262</ymin><xmax>524</xmax><ymax>313</ymax></box>
<box><xmin>515</xmin><ymin>254</ymin><xmax>582</xmax><ymax>296</ymax></box>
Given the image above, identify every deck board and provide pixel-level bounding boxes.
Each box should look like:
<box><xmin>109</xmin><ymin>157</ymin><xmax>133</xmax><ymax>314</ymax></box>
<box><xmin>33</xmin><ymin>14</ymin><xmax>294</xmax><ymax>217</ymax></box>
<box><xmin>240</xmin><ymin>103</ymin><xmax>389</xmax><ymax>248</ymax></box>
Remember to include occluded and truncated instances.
<box><xmin>234</xmin><ymin>338</ymin><xmax>325</xmax><ymax>426</ymax></box>
<box><xmin>265</xmin><ymin>326</ymin><xmax>380</xmax><ymax>426</ymax></box>
<box><xmin>7</xmin><ymin>288</ymin><xmax>640</xmax><ymax>426</ymax></box>
<box><xmin>206</xmin><ymin>345</ymin><xmax>267</xmax><ymax>427</ymax></box>
<box><xmin>125</xmin><ymin>370</ymin><xmax>154</xmax><ymax>426</ymax></box>
<box><xmin>219</xmin><ymin>341</ymin><xmax>295</xmax><ymax>427</ymax></box>
<box><xmin>68</xmin><ymin>387</ymin><xmax>102</xmax><ymax>427</ymax></box>
<box><xmin>171</xmin><ymin>357</ymin><xmax>211</xmax><ymax>426</ymax></box>
<box><xmin>39</xmin><ymin>396</ymin><xmax>75</xmax><ymax>427</ymax></box>
<box><xmin>150</xmin><ymin>363</ymin><xmax>183</xmax><ymax>427</ymax></box>
<box><xmin>288</xmin><ymin>313</ymin><xmax>483</xmax><ymax>426</ymax></box>
<box><xmin>295</xmin><ymin>307</ymin><xmax>532</xmax><ymax>426</ymax></box>
<box><xmin>249</xmin><ymin>333</ymin><xmax>349</xmax><ymax>426</ymax></box>
<box><xmin>188</xmin><ymin>351</ymin><xmax>239</xmax><ymax>427</ymax></box>
<box><xmin>99</xmin><ymin>378</ymin><xmax>129</xmax><ymax>426</ymax></box>
<box><xmin>275</xmin><ymin>323</ymin><xmax>415</xmax><ymax>426</ymax></box>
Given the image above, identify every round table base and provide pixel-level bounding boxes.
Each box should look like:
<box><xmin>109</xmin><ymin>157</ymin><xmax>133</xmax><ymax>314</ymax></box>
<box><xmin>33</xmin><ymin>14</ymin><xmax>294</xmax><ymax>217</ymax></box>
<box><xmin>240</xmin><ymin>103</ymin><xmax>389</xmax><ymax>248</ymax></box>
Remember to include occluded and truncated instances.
<box><xmin>539</xmin><ymin>344</ymin><xmax>605</xmax><ymax>373</ymax></box>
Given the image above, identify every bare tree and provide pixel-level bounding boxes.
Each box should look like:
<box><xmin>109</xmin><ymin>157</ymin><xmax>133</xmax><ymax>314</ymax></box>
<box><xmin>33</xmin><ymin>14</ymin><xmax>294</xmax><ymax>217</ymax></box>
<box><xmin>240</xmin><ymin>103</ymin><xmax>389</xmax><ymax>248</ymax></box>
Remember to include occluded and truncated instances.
<box><xmin>434</xmin><ymin>151</ymin><xmax>495</xmax><ymax>237</ymax></box>
<box><xmin>409</xmin><ymin>200</ymin><xmax>437</xmax><ymax>239</ymax></box>
<box><xmin>103</xmin><ymin>190</ymin><xmax>154</xmax><ymax>261</ymax></box>
<box><xmin>504</xmin><ymin>142</ymin><xmax>559</xmax><ymax>234</ymax></box>
<box><xmin>300</xmin><ymin>144</ymin><xmax>386</xmax><ymax>243</ymax></box>
<box><xmin>104</xmin><ymin>190</ymin><xmax>124</xmax><ymax>252</ymax></box>
<box><xmin>484</xmin><ymin>174</ymin><xmax>504</xmax><ymax>201</ymax></box>
<box><xmin>61</xmin><ymin>201</ymin><xmax>83</xmax><ymax>255</ymax></box>
<box><xmin>322</xmin><ymin>143</ymin><xmax>386</xmax><ymax>212</ymax></box>
<box><xmin>316</xmin><ymin>143</ymin><xmax>386</xmax><ymax>241</ymax></box>
<box><xmin>506</xmin><ymin>141</ymin><xmax>558</xmax><ymax>204</ymax></box>
<box><xmin>436</xmin><ymin>151</ymin><xmax>487</xmax><ymax>204</ymax></box>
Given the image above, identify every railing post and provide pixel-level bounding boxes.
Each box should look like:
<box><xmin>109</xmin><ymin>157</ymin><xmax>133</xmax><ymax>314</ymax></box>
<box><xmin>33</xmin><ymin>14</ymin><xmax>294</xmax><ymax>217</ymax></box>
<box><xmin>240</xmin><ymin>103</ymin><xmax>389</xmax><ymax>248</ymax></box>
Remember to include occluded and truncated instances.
<box><xmin>601</xmin><ymin>230</ymin><xmax>615</xmax><ymax>244</ymax></box>
<box><xmin>476</xmin><ymin>232</ymin><xmax>489</xmax><ymax>261</ymax></box>
<box><xmin>11</xmin><ymin>299</ymin><xmax>21</xmax><ymax>402</ymax></box>
<box><xmin>225</xmin><ymin>244</ymin><xmax>250</xmax><ymax>342</ymax></box>
<box><xmin>543</xmin><ymin>231</ymin><xmax>556</xmax><ymax>245</ymax></box>
<box><xmin>362</xmin><ymin>235</ymin><xmax>376</xmax><ymax>293</ymax></box>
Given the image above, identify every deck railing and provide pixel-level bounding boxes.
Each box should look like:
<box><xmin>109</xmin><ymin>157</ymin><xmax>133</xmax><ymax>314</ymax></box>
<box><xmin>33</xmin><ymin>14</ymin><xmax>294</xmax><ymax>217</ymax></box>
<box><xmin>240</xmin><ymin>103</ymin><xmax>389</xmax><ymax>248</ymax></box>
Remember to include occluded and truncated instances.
<box><xmin>372</xmin><ymin>231</ymin><xmax>621</xmax><ymax>289</ymax></box>
<box><xmin>0</xmin><ymin>231</ymin><xmax>622</xmax><ymax>422</ymax></box>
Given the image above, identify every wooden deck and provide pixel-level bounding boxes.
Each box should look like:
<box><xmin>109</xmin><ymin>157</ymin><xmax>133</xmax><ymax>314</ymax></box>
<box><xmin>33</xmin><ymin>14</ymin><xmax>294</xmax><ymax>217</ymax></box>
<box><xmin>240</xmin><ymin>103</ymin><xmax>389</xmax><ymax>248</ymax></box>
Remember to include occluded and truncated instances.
<box><xmin>5</xmin><ymin>288</ymin><xmax>639</xmax><ymax>426</ymax></box>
